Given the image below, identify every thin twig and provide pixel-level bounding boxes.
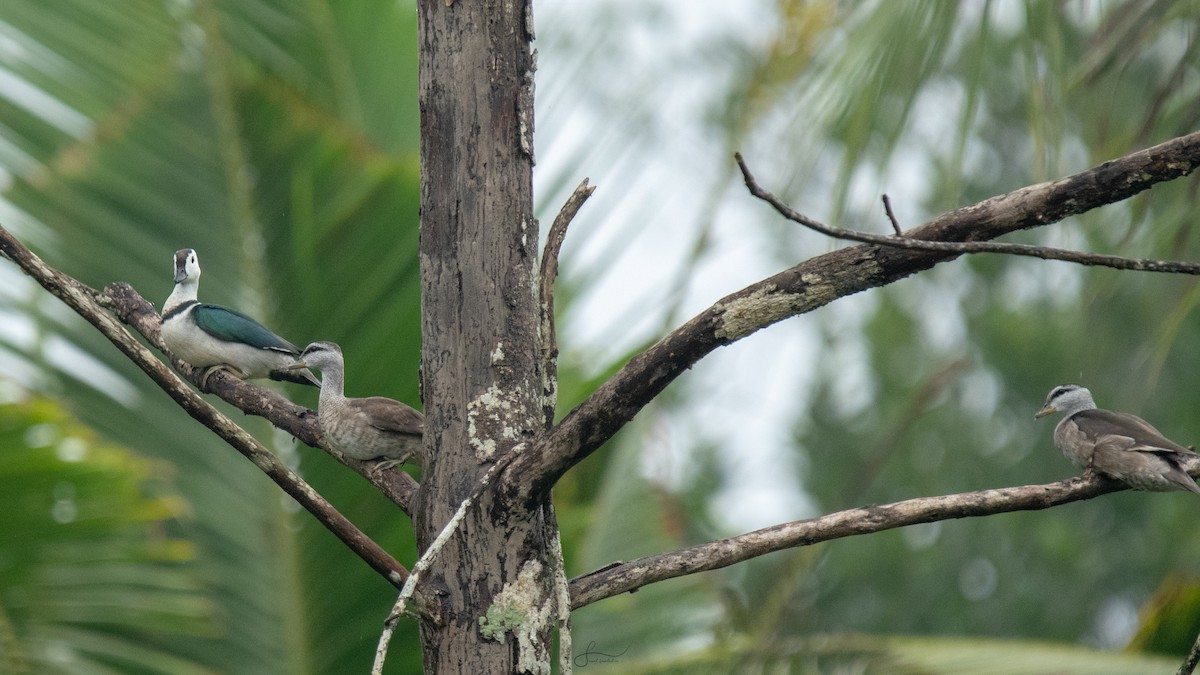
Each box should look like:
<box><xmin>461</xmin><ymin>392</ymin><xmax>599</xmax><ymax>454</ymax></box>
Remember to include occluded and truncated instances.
<box><xmin>882</xmin><ymin>194</ymin><xmax>902</xmax><ymax>235</ymax></box>
<box><xmin>538</xmin><ymin>178</ymin><xmax>595</xmax><ymax>424</ymax></box>
<box><xmin>372</xmin><ymin>444</ymin><xmax>525</xmax><ymax>674</ymax></box>
<box><xmin>0</xmin><ymin>225</ymin><xmax>410</xmax><ymax>587</ymax></box>
<box><xmin>737</xmin><ymin>153</ymin><xmax>1200</xmax><ymax>275</ymax></box>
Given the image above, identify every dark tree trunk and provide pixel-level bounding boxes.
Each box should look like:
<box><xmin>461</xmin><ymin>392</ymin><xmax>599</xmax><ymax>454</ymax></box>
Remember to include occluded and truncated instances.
<box><xmin>416</xmin><ymin>0</ymin><xmax>552</xmax><ymax>673</ymax></box>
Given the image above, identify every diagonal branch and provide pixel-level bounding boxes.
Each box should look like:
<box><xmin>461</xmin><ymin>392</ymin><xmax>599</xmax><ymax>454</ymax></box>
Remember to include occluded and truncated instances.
<box><xmin>0</xmin><ymin>225</ymin><xmax>410</xmax><ymax>588</ymax></box>
<box><xmin>737</xmin><ymin>154</ymin><xmax>1200</xmax><ymax>275</ymax></box>
<box><xmin>568</xmin><ymin>471</ymin><xmax>1140</xmax><ymax>609</ymax></box>
<box><xmin>99</xmin><ymin>281</ymin><xmax>419</xmax><ymax>510</ymax></box>
<box><xmin>499</xmin><ymin>130</ymin><xmax>1200</xmax><ymax>507</ymax></box>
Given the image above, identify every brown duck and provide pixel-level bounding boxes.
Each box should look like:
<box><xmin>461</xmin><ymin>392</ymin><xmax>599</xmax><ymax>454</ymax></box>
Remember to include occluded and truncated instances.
<box><xmin>294</xmin><ymin>341</ymin><xmax>423</xmax><ymax>470</ymax></box>
<box><xmin>1036</xmin><ymin>384</ymin><xmax>1200</xmax><ymax>494</ymax></box>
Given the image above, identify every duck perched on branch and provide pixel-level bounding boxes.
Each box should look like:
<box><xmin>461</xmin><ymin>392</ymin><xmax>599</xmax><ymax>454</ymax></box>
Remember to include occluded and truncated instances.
<box><xmin>161</xmin><ymin>248</ymin><xmax>319</xmax><ymax>388</ymax></box>
<box><xmin>293</xmin><ymin>341</ymin><xmax>424</xmax><ymax>470</ymax></box>
<box><xmin>1037</xmin><ymin>384</ymin><xmax>1200</xmax><ymax>495</ymax></box>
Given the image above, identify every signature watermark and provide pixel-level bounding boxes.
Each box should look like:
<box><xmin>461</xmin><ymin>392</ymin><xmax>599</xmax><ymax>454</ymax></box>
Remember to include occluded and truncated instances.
<box><xmin>573</xmin><ymin>641</ymin><xmax>629</xmax><ymax>667</ymax></box>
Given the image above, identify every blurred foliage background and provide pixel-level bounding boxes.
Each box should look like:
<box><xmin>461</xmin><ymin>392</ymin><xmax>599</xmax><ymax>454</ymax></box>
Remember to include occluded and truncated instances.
<box><xmin>0</xmin><ymin>0</ymin><xmax>1197</xmax><ymax>673</ymax></box>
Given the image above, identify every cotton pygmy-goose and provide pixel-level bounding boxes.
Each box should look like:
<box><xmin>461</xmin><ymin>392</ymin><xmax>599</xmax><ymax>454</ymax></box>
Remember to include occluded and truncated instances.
<box><xmin>1036</xmin><ymin>384</ymin><xmax>1200</xmax><ymax>494</ymax></box>
<box><xmin>161</xmin><ymin>249</ymin><xmax>319</xmax><ymax>388</ymax></box>
<box><xmin>293</xmin><ymin>341</ymin><xmax>423</xmax><ymax>470</ymax></box>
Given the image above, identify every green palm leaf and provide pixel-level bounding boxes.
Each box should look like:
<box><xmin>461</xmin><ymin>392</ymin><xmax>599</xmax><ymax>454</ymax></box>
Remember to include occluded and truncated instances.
<box><xmin>0</xmin><ymin>390</ymin><xmax>214</xmax><ymax>675</ymax></box>
<box><xmin>0</xmin><ymin>0</ymin><xmax>423</xmax><ymax>672</ymax></box>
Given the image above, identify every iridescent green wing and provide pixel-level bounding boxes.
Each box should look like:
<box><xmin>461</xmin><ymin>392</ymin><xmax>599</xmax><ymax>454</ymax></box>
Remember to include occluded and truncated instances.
<box><xmin>192</xmin><ymin>304</ymin><xmax>300</xmax><ymax>354</ymax></box>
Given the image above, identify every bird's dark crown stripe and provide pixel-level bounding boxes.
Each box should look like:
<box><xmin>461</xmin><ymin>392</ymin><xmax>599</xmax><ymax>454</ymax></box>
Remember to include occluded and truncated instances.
<box><xmin>1051</xmin><ymin>385</ymin><xmax>1077</xmax><ymax>399</ymax></box>
<box><xmin>161</xmin><ymin>300</ymin><xmax>198</xmax><ymax>321</ymax></box>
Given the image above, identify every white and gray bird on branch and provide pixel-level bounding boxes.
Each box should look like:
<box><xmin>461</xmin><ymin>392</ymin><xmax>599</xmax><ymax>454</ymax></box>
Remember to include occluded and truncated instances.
<box><xmin>1036</xmin><ymin>384</ymin><xmax>1200</xmax><ymax>494</ymax></box>
<box><xmin>292</xmin><ymin>341</ymin><xmax>424</xmax><ymax>470</ymax></box>
<box><xmin>161</xmin><ymin>248</ymin><xmax>319</xmax><ymax>387</ymax></box>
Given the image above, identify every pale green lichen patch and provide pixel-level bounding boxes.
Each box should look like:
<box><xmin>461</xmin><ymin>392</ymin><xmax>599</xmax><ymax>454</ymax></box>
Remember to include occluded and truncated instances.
<box><xmin>479</xmin><ymin>560</ymin><xmax>553</xmax><ymax>674</ymax></box>
<box><xmin>715</xmin><ymin>279</ymin><xmax>835</xmax><ymax>342</ymax></box>
<box><xmin>479</xmin><ymin>602</ymin><xmax>525</xmax><ymax>641</ymax></box>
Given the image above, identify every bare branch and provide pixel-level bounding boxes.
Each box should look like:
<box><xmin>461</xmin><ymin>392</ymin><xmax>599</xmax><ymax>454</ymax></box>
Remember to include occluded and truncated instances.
<box><xmin>501</xmin><ymin>131</ymin><xmax>1200</xmax><ymax>506</ymax></box>
<box><xmin>739</xmin><ymin>154</ymin><xmax>1200</xmax><ymax>275</ymax></box>
<box><xmin>99</xmin><ymin>282</ymin><xmax>419</xmax><ymax>510</ymax></box>
<box><xmin>569</xmin><ymin>471</ymin><xmax>1134</xmax><ymax>609</ymax></box>
<box><xmin>538</xmin><ymin>178</ymin><xmax>595</xmax><ymax>425</ymax></box>
<box><xmin>0</xmin><ymin>225</ymin><xmax>411</xmax><ymax>587</ymax></box>
<box><xmin>882</xmin><ymin>194</ymin><xmax>902</xmax><ymax>235</ymax></box>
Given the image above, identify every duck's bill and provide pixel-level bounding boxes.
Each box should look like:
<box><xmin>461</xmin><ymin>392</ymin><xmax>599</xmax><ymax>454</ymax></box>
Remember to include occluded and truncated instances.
<box><xmin>1034</xmin><ymin>405</ymin><xmax>1055</xmax><ymax>419</ymax></box>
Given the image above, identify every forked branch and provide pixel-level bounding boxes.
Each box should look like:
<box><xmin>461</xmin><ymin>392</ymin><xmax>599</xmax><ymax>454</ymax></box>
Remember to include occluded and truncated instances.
<box><xmin>737</xmin><ymin>154</ymin><xmax>1200</xmax><ymax>275</ymax></box>
<box><xmin>502</xmin><ymin>131</ymin><xmax>1200</xmax><ymax>506</ymax></box>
